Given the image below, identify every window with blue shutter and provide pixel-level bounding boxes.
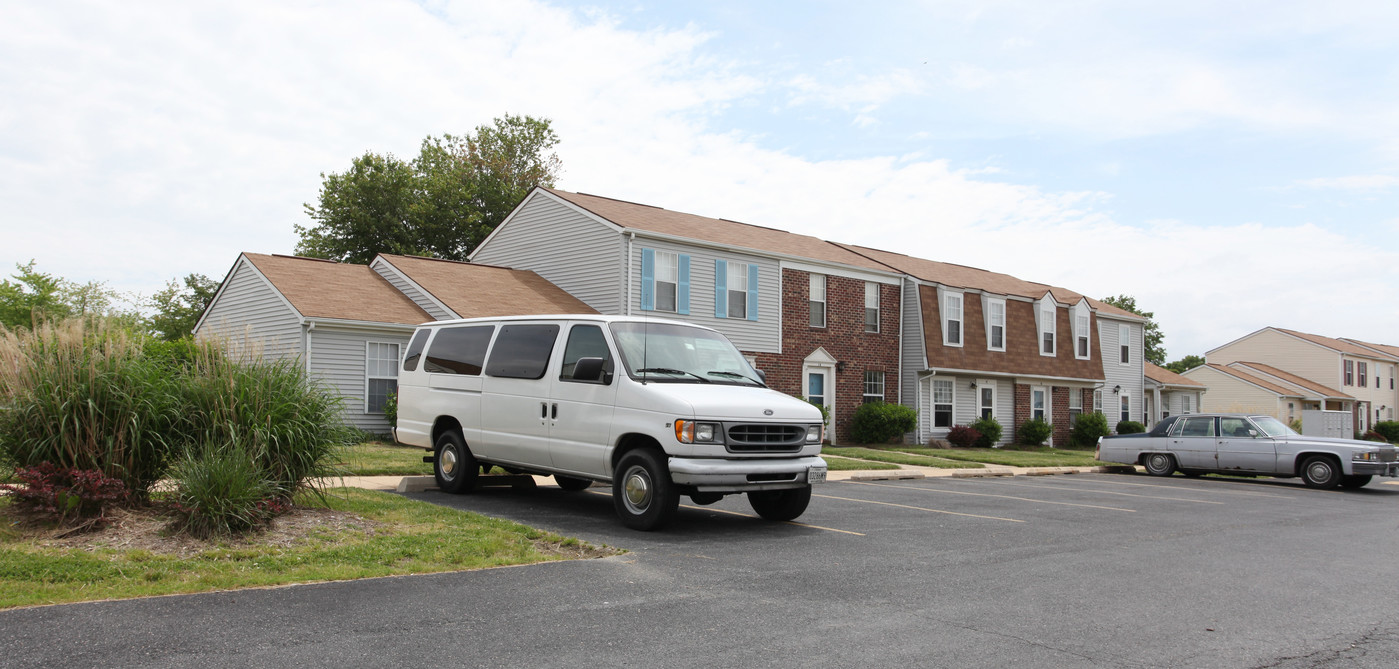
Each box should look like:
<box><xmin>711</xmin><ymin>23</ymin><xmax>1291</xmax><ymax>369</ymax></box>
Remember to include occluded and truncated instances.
<box><xmin>677</xmin><ymin>254</ymin><xmax>690</xmax><ymax>315</ymax></box>
<box><xmin>746</xmin><ymin>263</ymin><xmax>758</xmax><ymax>321</ymax></box>
<box><xmin>640</xmin><ymin>248</ymin><xmax>655</xmax><ymax>311</ymax></box>
<box><xmin>714</xmin><ymin>259</ymin><xmax>728</xmax><ymax>318</ymax></box>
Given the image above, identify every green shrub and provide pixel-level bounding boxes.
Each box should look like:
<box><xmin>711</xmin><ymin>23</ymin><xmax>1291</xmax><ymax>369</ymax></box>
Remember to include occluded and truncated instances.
<box><xmin>850</xmin><ymin>401</ymin><xmax>918</xmax><ymax>444</ymax></box>
<box><xmin>1288</xmin><ymin>417</ymin><xmax>1304</xmax><ymax>434</ymax></box>
<box><xmin>799</xmin><ymin>396</ymin><xmax>831</xmax><ymax>431</ymax></box>
<box><xmin>383</xmin><ymin>390</ymin><xmax>398</xmax><ymax>428</ymax></box>
<box><xmin>1017</xmin><ymin>418</ymin><xmax>1053</xmax><ymax>446</ymax></box>
<box><xmin>1361</xmin><ymin>430</ymin><xmax>1387</xmax><ymax>443</ymax></box>
<box><xmin>1373</xmin><ymin>421</ymin><xmax>1399</xmax><ymax>443</ymax></box>
<box><xmin>168</xmin><ymin>441</ymin><xmax>287</xmax><ymax>538</ymax></box>
<box><xmin>969</xmin><ymin>416</ymin><xmax>1002</xmax><ymax>448</ymax></box>
<box><xmin>1071</xmin><ymin>412</ymin><xmax>1111</xmax><ymax>448</ymax></box>
<box><xmin>1116</xmin><ymin>420</ymin><xmax>1146</xmax><ymax>434</ymax></box>
<box><xmin>946</xmin><ymin>425</ymin><xmax>981</xmax><ymax>448</ymax></box>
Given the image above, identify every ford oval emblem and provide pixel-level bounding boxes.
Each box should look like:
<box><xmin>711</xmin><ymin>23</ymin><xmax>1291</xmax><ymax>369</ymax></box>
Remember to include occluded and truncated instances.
<box><xmin>764</xmin><ymin>409</ymin><xmax>774</xmax><ymax>416</ymax></box>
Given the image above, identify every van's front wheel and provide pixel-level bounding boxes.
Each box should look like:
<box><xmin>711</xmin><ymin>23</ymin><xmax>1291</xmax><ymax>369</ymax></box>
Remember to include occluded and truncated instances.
<box><xmin>613</xmin><ymin>450</ymin><xmax>678</xmax><ymax>531</ymax></box>
<box><xmin>748</xmin><ymin>485</ymin><xmax>812</xmax><ymax>522</ymax></box>
<box><xmin>434</xmin><ymin>431</ymin><xmax>477</xmax><ymax>494</ymax></box>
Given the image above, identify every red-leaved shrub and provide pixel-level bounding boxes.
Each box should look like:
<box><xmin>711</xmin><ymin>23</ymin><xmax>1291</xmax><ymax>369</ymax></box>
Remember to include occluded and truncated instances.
<box><xmin>946</xmin><ymin>425</ymin><xmax>982</xmax><ymax>448</ymax></box>
<box><xmin>0</xmin><ymin>463</ymin><xmax>128</xmax><ymax>524</ymax></box>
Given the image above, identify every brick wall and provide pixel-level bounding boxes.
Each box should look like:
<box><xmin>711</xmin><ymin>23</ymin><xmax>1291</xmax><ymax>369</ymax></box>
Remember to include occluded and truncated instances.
<box><xmin>750</xmin><ymin>269</ymin><xmax>901</xmax><ymax>444</ymax></box>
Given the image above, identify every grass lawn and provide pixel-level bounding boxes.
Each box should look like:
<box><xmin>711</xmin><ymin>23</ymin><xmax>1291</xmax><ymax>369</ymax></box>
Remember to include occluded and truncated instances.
<box><xmin>822</xmin><ymin>446</ymin><xmax>982</xmax><ymax>469</ymax></box>
<box><xmin>0</xmin><ymin>487</ymin><xmax>615</xmax><ymax>610</ymax></box>
<box><xmin>823</xmin><ymin>455</ymin><xmax>901</xmax><ymax>471</ymax></box>
<box><xmin>908</xmin><ymin>447</ymin><xmax>1110</xmax><ymax>468</ymax></box>
<box><xmin>337</xmin><ymin>441</ymin><xmax>434</xmax><ymax>476</ymax></box>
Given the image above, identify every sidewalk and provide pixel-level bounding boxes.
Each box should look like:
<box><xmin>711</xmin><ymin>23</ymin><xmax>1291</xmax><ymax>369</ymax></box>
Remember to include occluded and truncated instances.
<box><xmin>331</xmin><ymin>464</ymin><xmax>1137</xmax><ymax>493</ymax></box>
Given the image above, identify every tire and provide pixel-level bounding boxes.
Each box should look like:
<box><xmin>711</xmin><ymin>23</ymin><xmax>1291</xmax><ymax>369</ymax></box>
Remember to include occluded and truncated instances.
<box><xmin>1339</xmin><ymin>474</ymin><xmax>1373</xmax><ymax>490</ymax></box>
<box><xmin>434</xmin><ymin>431</ymin><xmax>477</xmax><ymax>494</ymax></box>
<box><xmin>1181</xmin><ymin>470</ymin><xmax>1204</xmax><ymax>478</ymax></box>
<box><xmin>689</xmin><ymin>492</ymin><xmax>724</xmax><ymax>506</ymax></box>
<box><xmin>747</xmin><ymin>485</ymin><xmax>813</xmax><ymax>522</ymax></box>
<box><xmin>613</xmin><ymin>450</ymin><xmax>679</xmax><ymax>531</ymax></box>
<box><xmin>1300</xmin><ymin>455</ymin><xmax>1341</xmax><ymax>489</ymax></box>
<box><xmin>554</xmin><ymin>475</ymin><xmax>592</xmax><ymax>492</ymax></box>
<box><xmin>1143</xmin><ymin>453</ymin><xmax>1176</xmax><ymax>477</ymax></box>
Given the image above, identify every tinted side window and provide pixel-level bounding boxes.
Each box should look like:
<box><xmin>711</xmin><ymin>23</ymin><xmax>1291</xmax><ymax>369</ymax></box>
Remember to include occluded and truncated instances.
<box><xmin>1181</xmin><ymin>416</ymin><xmax>1216</xmax><ymax>437</ymax></box>
<box><xmin>424</xmin><ymin>326</ymin><xmax>495</xmax><ymax>375</ymax></box>
<box><xmin>485</xmin><ymin>324</ymin><xmax>560</xmax><ymax>380</ymax></box>
<box><xmin>402</xmin><ymin>329</ymin><xmax>431</xmax><ymax>372</ymax></box>
<box><xmin>560</xmin><ymin>325</ymin><xmax>613</xmax><ymax>382</ymax></box>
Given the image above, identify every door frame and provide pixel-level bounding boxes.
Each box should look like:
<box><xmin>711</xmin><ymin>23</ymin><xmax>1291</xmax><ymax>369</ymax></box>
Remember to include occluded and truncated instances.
<box><xmin>803</xmin><ymin>347</ymin><xmax>838</xmax><ymax>444</ymax></box>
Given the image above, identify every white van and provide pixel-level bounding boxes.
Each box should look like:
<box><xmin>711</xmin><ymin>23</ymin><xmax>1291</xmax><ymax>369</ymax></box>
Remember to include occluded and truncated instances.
<box><xmin>394</xmin><ymin>315</ymin><xmax>827</xmax><ymax>530</ymax></box>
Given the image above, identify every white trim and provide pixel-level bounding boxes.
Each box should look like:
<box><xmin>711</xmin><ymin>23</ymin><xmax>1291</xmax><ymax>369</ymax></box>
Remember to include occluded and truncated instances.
<box><xmin>941</xmin><ymin>289</ymin><xmax>964</xmax><ymax>347</ymax></box>
<box><xmin>304</xmin><ymin>317</ymin><xmax>419</xmax><ymax>333</ymax></box>
<box><xmin>1118</xmin><ymin>323</ymin><xmax>1131</xmax><ymax>366</ymax></box>
<box><xmin>808</xmin><ymin>273</ymin><xmax>827</xmax><ymax>328</ymax></box>
<box><xmin>364</xmin><ymin>340</ymin><xmax>401</xmax><ymax>415</ymax></box>
<box><xmin>922</xmin><ymin>366</ymin><xmax>1103</xmax><ymax>385</ymax></box>
<box><xmin>780</xmin><ymin>259</ymin><xmax>902</xmax><ymax>284</ymax></box>
<box><xmin>802</xmin><ymin>349</ymin><xmax>837</xmax><ymax>444</ymax></box>
<box><xmin>931</xmin><ymin>377</ymin><xmax>955</xmax><ymax>430</ymax></box>
<box><xmin>1073</xmin><ymin>300</ymin><xmax>1091</xmax><ymax>360</ymax></box>
<box><xmin>1036</xmin><ymin>295</ymin><xmax>1058</xmax><ymax>357</ymax></box>
<box><xmin>984</xmin><ymin>295</ymin><xmax>1007</xmax><ymax>352</ymax></box>
<box><xmin>976</xmin><ymin>378</ymin><xmax>997</xmax><ymax>421</ymax></box>
<box><xmin>864</xmin><ymin>281</ymin><xmax>880</xmax><ymax>333</ymax></box>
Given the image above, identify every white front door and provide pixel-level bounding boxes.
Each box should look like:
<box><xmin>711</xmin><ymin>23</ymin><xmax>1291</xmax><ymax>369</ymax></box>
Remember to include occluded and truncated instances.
<box><xmin>805</xmin><ymin>368</ymin><xmax>832</xmax><ymax>443</ymax></box>
<box><xmin>1031</xmin><ymin>385</ymin><xmax>1050</xmax><ymax>446</ymax></box>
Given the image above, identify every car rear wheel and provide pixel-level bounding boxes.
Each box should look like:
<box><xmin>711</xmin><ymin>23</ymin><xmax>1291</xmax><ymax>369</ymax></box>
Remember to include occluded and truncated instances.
<box><xmin>1143</xmin><ymin>453</ymin><xmax>1176</xmax><ymax>477</ymax></box>
<box><xmin>613</xmin><ymin>450</ymin><xmax>679</xmax><ymax>531</ymax></box>
<box><xmin>1339</xmin><ymin>474</ymin><xmax>1373</xmax><ymax>489</ymax></box>
<box><xmin>1300</xmin><ymin>455</ymin><xmax>1341</xmax><ymax>489</ymax></box>
<box><xmin>747</xmin><ymin>485</ymin><xmax>812</xmax><ymax>522</ymax></box>
<box><xmin>554</xmin><ymin>475</ymin><xmax>592</xmax><ymax>492</ymax></box>
<box><xmin>434</xmin><ymin>431</ymin><xmax>477</xmax><ymax>494</ymax></box>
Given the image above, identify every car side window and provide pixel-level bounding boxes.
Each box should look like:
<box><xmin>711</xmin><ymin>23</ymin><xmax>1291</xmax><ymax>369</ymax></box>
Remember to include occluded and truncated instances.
<box><xmin>485</xmin><ymin>324</ymin><xmax>560</xmax><ymax>380</ymax></box>
<box><xmin>424</xmin><ymin>325</ymin><xmax>494</xmax><ymax>375</ymax></box>
<box><xmin>1220</xmin><ymin>417</ymin><xmax>1251</xmax><ymax>438</ymax></box>
<box><xmin>559</xmin><ymin>325</ymin><xmax>613</xmax><ymax>383</ymax></box>
<box><xmin>1181</xmin><ymin>416</ymin><xmax>1216</xmax><ymax>437</ymax></box>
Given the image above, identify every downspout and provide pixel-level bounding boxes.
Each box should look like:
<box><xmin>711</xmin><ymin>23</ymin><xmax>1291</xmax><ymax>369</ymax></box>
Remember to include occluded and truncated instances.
<box><xmin>304</xmin><ymin>321</ymin><xmax>315</xmax><ymax>373</ymax></box>
<box><xmin>897</xmin><ymin>279</ymin><xmax>904</xmax><ymax>405</ymax></box>
<box><xmin>626</xmin><ymin>231</ymin><xmax>635</xmax><ymax>316</ymax></box>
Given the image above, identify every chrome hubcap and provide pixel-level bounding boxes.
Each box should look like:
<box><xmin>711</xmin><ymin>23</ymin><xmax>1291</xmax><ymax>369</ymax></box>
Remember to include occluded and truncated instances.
<box><xmin>623</xmin><ymin>466</ymin><xmax>652</xmax><ymax>512</ymax></box>
<box><xmin>441</xmin><ymin>447</ymin><xmax>457</xmax><ymax>479</ymax></box>
<box><xmin>1149</xmin><ymin>455</ymin><xmax>1168</xmax><ymax>471</ymax></box>
<box><xmin>1308</xmin><ymin>461</ymin><xmax>1331</xmax><ymax>481</ymax></box>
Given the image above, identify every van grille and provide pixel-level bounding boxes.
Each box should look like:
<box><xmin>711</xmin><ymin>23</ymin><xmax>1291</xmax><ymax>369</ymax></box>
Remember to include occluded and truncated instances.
<box><xmin>725</xmin><ymin>424</ymin><xmax>806</xmax><ymax>453</ymax></box>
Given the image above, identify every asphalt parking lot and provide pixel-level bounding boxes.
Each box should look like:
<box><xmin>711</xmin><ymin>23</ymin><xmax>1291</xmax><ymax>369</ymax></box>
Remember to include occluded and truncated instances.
<box><xmin>3</xmin><ymin>473</ymin><xmax>1398</xmax><ymax>668</ymax></box>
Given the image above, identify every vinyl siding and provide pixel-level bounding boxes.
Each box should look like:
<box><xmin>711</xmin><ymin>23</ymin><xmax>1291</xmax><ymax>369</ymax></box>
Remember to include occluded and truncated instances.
<box><xmin>915</xmin><ymin>375</ymin><xmax>1011</xmax><ymax>444</ymax></box>
<box><xmin>370</xmin><ymin>258</ymin><xmax>454</xmax><ymax>321</ymax></box>
<box><xmin>1209</xmin><ymin>330</ymin><xmax>1339</xmax><ymax>387</ymax></box>
<box><xmin>471</xmin><ymin>194</ymin><xmax>624</xmax><ymax>314</ymax></box>
<box><xmin>196</xmin><ymin>260</ymin><xmax>303</xmax><ymax>361</ymax></box>
<box><xmin>1162</xmin><ymin>390</ymin><xmax>1203</xmax><ymax>416</ymax></box>
<box><xmin>1187</xmin><ymin>366</ymin><xmax>1286</xmax><ymax>417</ymax></box>
<box><xmin>900</xmin><ymin>277</ymin><xmax>925</xmax><ymax>413</ymax></box>
<box><xmin>628</xmin><ymin>239</ymin><xmax>781</xmax><ymax>353</ymax></box>
<box><xmin>309</xmin><ymin>327</ymin><xmax>413</xmax><ymax>433</ymax></box>
<box><xmin>1099</xmin><ymin>317</ymin><xmax>1144</xmax><ymax>422</ymax></box>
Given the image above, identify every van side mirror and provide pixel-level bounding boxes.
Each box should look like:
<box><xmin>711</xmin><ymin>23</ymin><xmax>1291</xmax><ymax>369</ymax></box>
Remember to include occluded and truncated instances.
<box><xmin>755</xmin><ymin>369</ymin><xmax>767</xmax><ymax>384</ymax></box>
<box><xmin>573</xmin><ymin>357</ymin><xmax>607</xmax><ymax>383</ymax></box>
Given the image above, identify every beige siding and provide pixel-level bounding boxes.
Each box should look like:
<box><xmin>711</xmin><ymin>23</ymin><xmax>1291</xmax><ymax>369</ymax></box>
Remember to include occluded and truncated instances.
<box><xmin>196</xmin><ymin>260</ymin><xmax>303</xmax><ymax>362</ymax></box>
<box><xmin>1186</xmin><ymin>366</ymin><xmax>1285</xmax><ymax>418</ymax></box>
<box><xmin>1209</xmin><ymin>330</ymin><xmax>1339</xmax><ymax>387</ymax></box>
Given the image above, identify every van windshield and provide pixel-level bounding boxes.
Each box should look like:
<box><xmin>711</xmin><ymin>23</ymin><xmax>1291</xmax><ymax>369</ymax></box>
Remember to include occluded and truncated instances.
<box><xmin>609</xmin><ymin>322</ymin><xmax>762</xmax><ymax>385</ymax></box>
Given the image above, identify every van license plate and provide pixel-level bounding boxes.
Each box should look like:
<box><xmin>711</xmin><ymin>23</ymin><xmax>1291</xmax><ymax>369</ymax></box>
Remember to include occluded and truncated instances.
<box><xmin>808</xmin><ymin>466</ymin><xmax>827</xmax><ymax>484</ymax></box>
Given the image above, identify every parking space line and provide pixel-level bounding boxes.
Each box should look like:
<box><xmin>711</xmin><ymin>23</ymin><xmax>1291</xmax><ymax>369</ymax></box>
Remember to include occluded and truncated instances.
<box><xmin>1067</xmin><ymin>476</ymin><xmax>1297</xmax><ymax>498</ymax></box>
<box><xmin>971</xmin><ymin>479</ymin><xmax>1227</xmax><ymax>504</ymax></box>
<box><xmin>845</xmin><ymin>480</ymin><xmax>1137</xmax><ymax>513</ymax></box>
<box><xmin>814</xmin><ymin>493</ymin><xmax>1024</xmax><ymax>523</ymax></box>
<box><xmin>586</xmin><ymin>490</ymin><xmax>865</xmax><ymax>535</ymax></box>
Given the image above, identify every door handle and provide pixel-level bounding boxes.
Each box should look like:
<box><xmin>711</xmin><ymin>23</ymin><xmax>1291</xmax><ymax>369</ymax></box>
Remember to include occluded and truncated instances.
<box><xmin>541</xmin><ymin>402</ymin><xmax>548</xmax><ymax>418</ymax></box>
<box><xmin>551</xmin><ymin>403</ymin><xmax>558</xmax><ymax>419</ymax></box>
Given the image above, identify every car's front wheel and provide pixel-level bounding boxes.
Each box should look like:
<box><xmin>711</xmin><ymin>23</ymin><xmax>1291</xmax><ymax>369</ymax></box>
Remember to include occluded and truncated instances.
<box><xmin>1143</xmin><ymin>453</ymin><xmax>1176</xmax><ymax>477</ymax></box>
<box><xmin>613</xmin><ymin>450</ymin><xmax>679</xmax><ymax>531</ymax></box>
<box><xmin>1300</xmin><ymin>455</ymin><xmax>1341</xmax><ymax>489</ymax></box>
<box><xmin>748</xmin><ymin>485</ymin><xmax>812</xmax><ymax>521</ymax></box>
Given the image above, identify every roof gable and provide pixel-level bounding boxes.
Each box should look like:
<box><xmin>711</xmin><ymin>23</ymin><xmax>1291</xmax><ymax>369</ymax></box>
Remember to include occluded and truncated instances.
<box><xmin>1144</xmin><ymin>362</ymin><xmax>1204</xmax><ymax>388</ymax></box>
<box><xmin>242</xmin><ymin>253</ymin><xmax>431</xmax><ymax>325</ymax></box>
<box><xmin>1228</xmin><ymin>361</ymin><xmax>1352</xmax><ymax>399</ymax></box>
<box><xmin>376</xmin><ymin>254</ymin><xmax>597</xmax><ymax>318</ymax></box>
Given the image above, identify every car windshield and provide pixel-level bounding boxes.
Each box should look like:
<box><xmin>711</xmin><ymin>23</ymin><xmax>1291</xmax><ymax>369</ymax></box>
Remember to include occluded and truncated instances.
<box><xmin>1250</xmin><ymin>416</ymin><xmax>1297</xmax><ymax>437</ymax></box>
<box><xmin>609</xmin><ymin>321</ymin><xmax>762</xmax><ymax>385</ymax></box>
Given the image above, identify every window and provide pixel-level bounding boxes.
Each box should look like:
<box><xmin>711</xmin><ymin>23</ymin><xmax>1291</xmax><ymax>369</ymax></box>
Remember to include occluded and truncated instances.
<box><xmin>402</xmin><ymin>329</ymin><xmax>430</xmax><ymax>372</ymax></box>
<box><xmin>807</xmin><ymin>372</ymin><xmax>826</xmax><ymax>408</ymax></box>
<box><xmin>1119</xmin><ymin>324</ymin><xmax>1131</xmax><ymax>365</ymax></box>
<box><xmin>366</xmin><ymin>342</ymin><xmax>400</xmax><ymax>414</ymax></box>
<box><xmin>424</xmin><ymin>325</ymin><xmax>494</xmax><ymax>375</ymax></box>
<box><xmin>1391</xmin><ymin>366</ymin><xmax>1394</xmax><ymax>390</ymax></box>
<box><xmin>1173</xmin><ymin>416</ymin><xmax>1217</xmax><ymax>438</ymax></box>
<box><xmin>1069</xmin><ymin>388</ymin><xmax>1083</xmax><ymax>425</ymax></box>
<box><xmin>943</xmin><ymin>292</ymin><xmax>963</xmax><ymax>346</ymax></box>
<box><xmin>559</xmin><ymin>325</ymin><xmax>612</xmax><ymax>383</ymax></box>
<box><xmin>986</xmin><ymin>298</ymin><xmax>1006</xmax><ymax>351</ymax></box>
<box><xmin>864</xmin><ymin>282</ymin><xmax>880</xmax><ymax>333</ymax></box>
<box><xmin>1038</xmin><ymin>300</ymin><xmax>1056</xmax><ymax>356</ymax></box>
<box><xmin>933</xmin><ymin>379</ymin><xmax>953</xmax><ymax>428</ymax></box>
<box><xmin>484</xmin><ymin>324</ymin><xmax>560</xmax><ymax>380</ymax></box>
<box><xmin>809</xmin><ymin>274</ymin><xmax>826</xmax><ymax>328</ymax></box>
<box><xmin>1345</xmin><ymin>360</ymin><xmax>1354</xmax><ymax>386</ymax></box>
<box><xmin>1288</xmin><ymin>402</ymin><xmax>1295</xmax><ymax>421</ymax></box>
<box><xmin>1120</xmin><ymin>393</ymin><xmax>1130</xmax><ymax>423</ymax></box>
<box><xmin>1031</xmin><ymin>387</ymin><xmax>1047</xmax><ymax>421</ymax></box>
<box><xmin>1073</xmin><ymin>303</ymin><xmax>1091</xmax><ymax>359</ymax></box>
<box><xmin>1359</xmin><ymin>362</ymin><xmax>1368</xmax><ymax>387</ymax></box>
<box><xmin>1182</xmin><ymin>395</ymin><xmax>1194</xmax><ymax>414</ymax></box>
<box><xmin>863</xmin><ymin>371</ymin><xmax>885</xmax><ymax>404</ymax></box>
<box><xmin>1093</xmin><ymin>389</ymin><xmax>1103</xmax><ymax>413</ymax></box>
<box><xmin>726</xmin><ymin>261</ymin><xmax>748</xmax><ymax>319</ymax></box>
<box><xmin>640</xmin><ymin>249</ymin><xmax>688</xmax><ymax>314</ymax></box>
<box><xmin>978</xmin><ymin>380</ymin><xmax>996</xmax><ymax>420</ymax></box>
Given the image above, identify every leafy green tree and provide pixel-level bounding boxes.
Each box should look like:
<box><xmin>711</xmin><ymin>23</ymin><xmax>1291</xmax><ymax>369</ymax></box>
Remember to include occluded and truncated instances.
<box><xmin>295</xmin><ymin>114</ymin><xmax>562</xmax><ymax>263</ymax></box>
<box><xmin>0</xmin><ymin>261</ymin><xmax>133</xmax><ymax>330</ymax></box>
<box><xmin>1100</xmin><ymin>295</ymin><xmax>1166</xmax><ymax>365</ymax></box>
<box><xmin>148</xmin><ymin>273</ymin><xmax>219</xmax><ymax>341</ymax></box>
<box><xmin>1165</xmin><ymin>354</ymin><xmax>1205</xmax><ymax>374</ymax></box>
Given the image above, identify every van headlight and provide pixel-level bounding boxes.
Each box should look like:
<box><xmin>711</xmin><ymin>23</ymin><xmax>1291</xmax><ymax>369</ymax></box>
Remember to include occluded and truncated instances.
<box><xmin>806</xmin><ymin>425</ymin><xmax>822</xmax><ymax>444</ymax></box>
<box><xmin>675</xmin><ymin>420</ymin><xmax>720</xmax><ymax>444</ymax></box>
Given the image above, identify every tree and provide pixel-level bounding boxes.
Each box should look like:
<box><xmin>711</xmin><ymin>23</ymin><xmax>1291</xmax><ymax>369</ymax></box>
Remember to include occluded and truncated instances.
<box><xmin>148</xmin><ymin>273</ymin><xmax>219</xmax><ymax>341</ymax></box>
<box><xmin>0</xmin><ymin>261</ymin><xmax>133</xmax><ymax>330</ymax></box>
<box><xmin>295</xmin><ymin>114</ymin><xmax>562</xmax><ymax>264</ymax></box>
<box><xmin>1165</xmin><ymin>354</ymin><xmax>1205</xmax><ymax>374</ymax></box>
<box><xmin>1100</xmin><ymin>295</ymin><xmax>1166</xmax><ymax>365</ymax></box>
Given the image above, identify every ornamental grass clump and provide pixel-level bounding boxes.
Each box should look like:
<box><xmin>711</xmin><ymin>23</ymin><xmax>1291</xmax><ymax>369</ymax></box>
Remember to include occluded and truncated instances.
<box><xmin>167</xmin><ymin>441</ymin><xmax>288</xmax><ymax>538</ymax></box>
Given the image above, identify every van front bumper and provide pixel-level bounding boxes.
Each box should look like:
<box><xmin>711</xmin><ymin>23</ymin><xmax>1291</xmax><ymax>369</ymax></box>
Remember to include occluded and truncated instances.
<box><xmin>668</xmin><ymin>456</ymin><xmax>828</xmax><ymax>493</ymax></box>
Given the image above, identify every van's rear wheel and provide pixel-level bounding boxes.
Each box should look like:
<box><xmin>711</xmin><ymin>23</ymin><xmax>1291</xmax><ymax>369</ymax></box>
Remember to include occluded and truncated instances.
<box><xmin>748</xmin><ymin>485</ymin><xmax>812</xmax><ymax>522</ymax></box>
<box><xmin>434</xmin><ymin>431</ymin><xmax>477</xmax><ymax>494</ymax></box>
<box><xmin>613</xmin><ymin>450</ymin><xmax>678</xmax><ymax>531</ymax></box>
<box><xmin>554</xmin><ymin>475</ymin><xmax>592</xmax><ymax>492</ymax></box>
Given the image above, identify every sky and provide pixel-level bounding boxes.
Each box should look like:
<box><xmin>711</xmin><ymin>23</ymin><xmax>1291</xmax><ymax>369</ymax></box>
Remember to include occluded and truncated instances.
<box><xmin>2</xmin><ymin>0</ymin><xmax>1397</xmax><ymax>358</ymax></box>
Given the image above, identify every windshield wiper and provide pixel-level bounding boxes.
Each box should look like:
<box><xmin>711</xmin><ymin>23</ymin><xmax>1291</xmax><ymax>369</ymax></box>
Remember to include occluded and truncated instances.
<box><xmin>636</xmin><ymin>367</ymin><xmax>709</xmax><ymax>383</ymax></box>
<box><xmin>707</xmin><ymin>370</ymin><xmax>762</xmax><ymax>386</ymax></box>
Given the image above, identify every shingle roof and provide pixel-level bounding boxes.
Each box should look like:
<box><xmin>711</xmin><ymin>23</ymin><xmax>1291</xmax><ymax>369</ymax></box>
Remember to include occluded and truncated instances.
<box><xmin>1144</xmin><ymin>362</ymin><xmax>1205</xmax><ymax>388</ymax></box>
<box><xmin>243</xmin><ymin>253</ymin><xmax>431</xmax><ymax>325</ymax></box>
<box><xmin>1228</xmin><ymin>361</ymin><xmax>1352</xmax><ymax>400</ymax></box>
<box><xmin>377</xmin><ymin>254</ymin><xmax>597</xmax><ymax>318</ymax></box>
<box><xmin>1340</xmin><ymin>338</ymin><xmax>1399</xmax><ymax>361</ymax></box>
<box><xmin>1199</xmin><ymin>363</ymin><xmax>1307</xmax><ymax>398</ymax></box>
<box><xmin>1274</xmin><ymin>328</ymin><xmax>1397</xmax><ymax>360</ymax></box>
<box><xmin>544</xmin><ymin>189</ymin><xmax>896</xmax><ymax>272</ymax></box>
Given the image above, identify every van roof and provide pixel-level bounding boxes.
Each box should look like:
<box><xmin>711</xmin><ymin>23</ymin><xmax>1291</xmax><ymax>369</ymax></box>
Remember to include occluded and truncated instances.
<box><xmin>414</xmin><ymin>313</ymin><xmax>721</xmax><ymax>333</ymax></box>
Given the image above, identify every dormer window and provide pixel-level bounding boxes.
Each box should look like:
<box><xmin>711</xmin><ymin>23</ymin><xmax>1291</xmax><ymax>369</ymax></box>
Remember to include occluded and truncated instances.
<box><xmin>943</xmin><ymin>292</ymin><xmax>963</xmax><ymax>346</ymax></box>
<box><xmin>1037</xmin><ymin>297</ymin><xmax>1057</xmax><ymax>356</ymax></box>
<box><xmin>986</xmin><ymin>297</ymin><xmax>1006</xmax><ymax>352</ymax></box>
<box><xmin>1073</xmin><ymin>301</ymin><xmax>1091</xmax><ymax>360</ymax></box>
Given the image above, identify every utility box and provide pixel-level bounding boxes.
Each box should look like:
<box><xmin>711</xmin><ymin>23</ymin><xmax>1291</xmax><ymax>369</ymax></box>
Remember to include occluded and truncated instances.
<box><xmin>1302</xmin><ymin>410</ymin><xmax>1352</xmax><ymax>439</ymax></box>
